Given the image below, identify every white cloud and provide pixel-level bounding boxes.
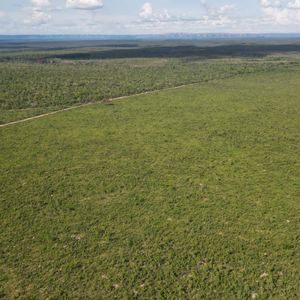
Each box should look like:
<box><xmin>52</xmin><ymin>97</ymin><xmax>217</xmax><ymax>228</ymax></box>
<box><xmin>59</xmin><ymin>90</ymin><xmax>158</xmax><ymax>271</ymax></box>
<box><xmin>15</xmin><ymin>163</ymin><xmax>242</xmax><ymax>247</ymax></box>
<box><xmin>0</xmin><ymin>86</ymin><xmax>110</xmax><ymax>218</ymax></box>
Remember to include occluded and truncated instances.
<box><xmin>66</xmin><ymin>0</ymin><xmax>104</xmax><ymax>10</ymax></box>
<box><xmin>217</xmin><ymin>4</ymin><xmax>236</xmax><ymax>14</ymax></box>
<box><xmin>201</xmin><ymin>1</ymin><xmax>235</xmax><ymax>16</ymax></box>
<box><xmin>24</xmin><ymin>8</ymin><xmax>51</xmax><ymax>25</ymax></box>
<box><xmin>4</xmin><ymin>0</ymin><xmax>300</xmax><ymax>35</ymax></box>
<box><xmin>31</xmin><ymin>0</ymin><xmax>50</xmax><ymax>7</ymax></box>
<box><xmin>135</xmin><ymin>1</ymin><xmax>236</xmax><ymax>32</ymax></box>
<box><xmin>260</xmin><ymin>0</ymin><xmax>274</xmax><ymax>7</ymax></box>
<box><xmin>139</xmin><ymin>3</ymin><xmax>174</xmax><ymax>24</ymax></box>
<box><xmin>139</xmin><ymin>3</ymin><xmax>153</xmax><ymax>18</ymax></box>
<box><xmin>198</xmin><ymin>1</ymin><xmax>236</xmax><ymax>27</ymax></box>
<box><xmin>0</xmin><ymin>10</ymin><xmax>6</xmax><ymax>18</ymax></box>
<box><xmin>260</xmin><ymin>0</ymin><xmax>300</xmax><ymax>24</ymax></box>
<box><xmin>25</xmin><ymin>0</ymin><xmax>51</xmax><ymax>26</ymax></box>
<box><xmin>287</xmin><ymin>0</ymin><xmax>300</xmax><ymax>8</ymax></box>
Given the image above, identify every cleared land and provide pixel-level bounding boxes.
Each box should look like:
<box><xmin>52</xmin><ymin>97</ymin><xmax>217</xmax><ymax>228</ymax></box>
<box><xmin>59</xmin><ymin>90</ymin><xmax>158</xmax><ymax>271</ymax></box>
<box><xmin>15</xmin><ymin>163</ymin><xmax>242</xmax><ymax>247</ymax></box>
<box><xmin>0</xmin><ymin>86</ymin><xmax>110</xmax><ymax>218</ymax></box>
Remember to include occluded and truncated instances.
<box><xmin>1</xmin><ymin>68</ymin><xmax>299</xmax><ymax>298</ymax></box>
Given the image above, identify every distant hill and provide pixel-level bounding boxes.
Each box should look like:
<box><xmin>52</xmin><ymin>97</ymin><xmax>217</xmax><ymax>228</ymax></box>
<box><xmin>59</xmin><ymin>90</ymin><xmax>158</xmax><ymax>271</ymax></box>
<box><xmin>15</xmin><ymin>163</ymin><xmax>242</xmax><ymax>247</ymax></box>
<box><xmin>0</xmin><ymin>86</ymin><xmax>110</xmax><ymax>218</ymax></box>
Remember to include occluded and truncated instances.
<box><xmin>1</xmin><ymin>33</ymin><xmax>300</xmax><ymax>42</ymax></box>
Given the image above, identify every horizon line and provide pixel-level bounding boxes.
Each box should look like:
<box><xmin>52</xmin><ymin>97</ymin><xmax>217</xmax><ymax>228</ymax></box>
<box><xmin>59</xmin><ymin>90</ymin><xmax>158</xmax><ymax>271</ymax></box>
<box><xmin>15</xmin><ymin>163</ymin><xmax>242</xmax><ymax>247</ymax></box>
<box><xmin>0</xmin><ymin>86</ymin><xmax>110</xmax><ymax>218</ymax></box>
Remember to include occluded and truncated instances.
<box><xmin>1</xmin><ymin>33</ymin><xmax>300</xmax><ymax>36</ymax></box>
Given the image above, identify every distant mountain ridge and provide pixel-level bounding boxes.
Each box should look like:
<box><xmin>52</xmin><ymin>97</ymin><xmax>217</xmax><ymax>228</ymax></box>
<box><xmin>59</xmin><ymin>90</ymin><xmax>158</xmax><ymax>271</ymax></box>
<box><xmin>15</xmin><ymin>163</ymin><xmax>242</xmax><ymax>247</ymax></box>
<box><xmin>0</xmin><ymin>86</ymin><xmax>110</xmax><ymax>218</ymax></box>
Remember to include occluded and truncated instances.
<box><xmin>1</xmin><ymin>33</ymin><xmax>300</xmax><ymax>42</ymax></box>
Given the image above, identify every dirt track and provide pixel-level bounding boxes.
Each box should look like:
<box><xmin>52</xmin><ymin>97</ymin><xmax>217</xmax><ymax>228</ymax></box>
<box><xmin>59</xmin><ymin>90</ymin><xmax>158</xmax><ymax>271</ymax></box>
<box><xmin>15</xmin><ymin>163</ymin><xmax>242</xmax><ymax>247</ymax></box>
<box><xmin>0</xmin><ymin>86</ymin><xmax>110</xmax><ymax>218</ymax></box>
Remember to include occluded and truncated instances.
<box><xmin>0</xmin><ymin>82</ymin><xmax>200</xmax><ymax>128</ymax></box>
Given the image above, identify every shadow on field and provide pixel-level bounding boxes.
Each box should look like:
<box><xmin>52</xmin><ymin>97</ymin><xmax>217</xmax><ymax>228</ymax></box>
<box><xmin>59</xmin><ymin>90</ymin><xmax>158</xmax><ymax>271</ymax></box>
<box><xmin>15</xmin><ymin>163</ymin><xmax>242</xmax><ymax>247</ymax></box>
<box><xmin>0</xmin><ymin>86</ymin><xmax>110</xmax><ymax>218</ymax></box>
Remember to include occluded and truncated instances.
<box><xmin>50</xmin><ymin>44</ymin><xmax>300</xmax><ymax>60</ymax></box>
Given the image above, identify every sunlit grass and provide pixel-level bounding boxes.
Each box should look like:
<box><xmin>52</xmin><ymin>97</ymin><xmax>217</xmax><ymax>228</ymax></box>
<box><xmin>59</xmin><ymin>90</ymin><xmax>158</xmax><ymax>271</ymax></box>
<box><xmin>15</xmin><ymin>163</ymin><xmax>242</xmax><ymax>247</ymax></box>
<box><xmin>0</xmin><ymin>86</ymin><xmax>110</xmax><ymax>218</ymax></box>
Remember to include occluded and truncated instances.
<box><xmin>1</xmin><ymin>69</ymin><xmax>299</xmax><ymax>298</ymax></box>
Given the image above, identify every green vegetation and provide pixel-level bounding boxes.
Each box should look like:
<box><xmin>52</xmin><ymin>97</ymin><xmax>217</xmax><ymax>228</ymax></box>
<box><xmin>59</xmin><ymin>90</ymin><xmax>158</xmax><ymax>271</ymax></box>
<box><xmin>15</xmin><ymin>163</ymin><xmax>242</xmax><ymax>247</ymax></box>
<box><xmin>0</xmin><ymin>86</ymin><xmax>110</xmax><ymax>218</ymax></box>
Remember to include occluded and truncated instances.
<box><xmin>1</xmin><ymin>40</ymin><xmax>300</xmax><ymax>124</ymax></box>
<box><xmin>1</xmin><ymin>68</ymin><xmax>299</xmax><ymax>298</ymax></box>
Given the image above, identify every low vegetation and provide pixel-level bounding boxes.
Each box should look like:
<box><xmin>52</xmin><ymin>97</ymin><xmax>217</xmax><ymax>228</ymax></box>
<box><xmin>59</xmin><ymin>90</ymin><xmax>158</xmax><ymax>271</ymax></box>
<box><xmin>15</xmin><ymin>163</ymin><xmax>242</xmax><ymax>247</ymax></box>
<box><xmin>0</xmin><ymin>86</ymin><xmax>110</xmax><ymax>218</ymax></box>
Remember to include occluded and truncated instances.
<box><xmin>1</xmin><ymin>68</ymin><xmax>299</xmax><ymax>298</ymax></box>
<box><xmin>1</xmin><ymin>41</ymin><xmax>300</xmax><ymax>124</ymax></box>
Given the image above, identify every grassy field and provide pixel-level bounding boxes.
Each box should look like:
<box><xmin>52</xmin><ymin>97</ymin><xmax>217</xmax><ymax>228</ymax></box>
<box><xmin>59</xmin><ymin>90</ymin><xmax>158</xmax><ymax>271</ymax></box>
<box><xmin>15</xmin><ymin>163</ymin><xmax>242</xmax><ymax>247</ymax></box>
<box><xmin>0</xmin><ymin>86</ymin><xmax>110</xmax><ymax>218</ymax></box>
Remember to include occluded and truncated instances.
<box><xmin>1</xmin><ymin>40</ymin><xmax>300</xmax><ymax>124</ymax></box>
<box><xmin>1</xmin><ymin>68</ymin><xmax>299</xmax><ymax>298</ymax></box>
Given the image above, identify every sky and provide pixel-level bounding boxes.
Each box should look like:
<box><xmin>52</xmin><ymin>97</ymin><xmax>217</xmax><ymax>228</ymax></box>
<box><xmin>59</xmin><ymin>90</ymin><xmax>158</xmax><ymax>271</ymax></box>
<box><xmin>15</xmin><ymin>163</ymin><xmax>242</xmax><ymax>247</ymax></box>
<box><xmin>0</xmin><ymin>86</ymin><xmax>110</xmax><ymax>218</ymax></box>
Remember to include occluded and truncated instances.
<box><xmin>0</xmin><ymin>0</ymin><xmax>300</xmax><ymax>34</ymax></box>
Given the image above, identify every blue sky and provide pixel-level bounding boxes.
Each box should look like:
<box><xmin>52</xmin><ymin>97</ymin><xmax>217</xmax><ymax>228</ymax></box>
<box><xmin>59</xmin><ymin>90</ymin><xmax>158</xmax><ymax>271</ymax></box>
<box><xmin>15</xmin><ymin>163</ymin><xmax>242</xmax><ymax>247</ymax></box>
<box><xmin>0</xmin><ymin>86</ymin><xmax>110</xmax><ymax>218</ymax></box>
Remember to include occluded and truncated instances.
<box><xmin>0</xmin><ymin>0</ymin><xmax>300</xmax><ymax>34</ymax></box>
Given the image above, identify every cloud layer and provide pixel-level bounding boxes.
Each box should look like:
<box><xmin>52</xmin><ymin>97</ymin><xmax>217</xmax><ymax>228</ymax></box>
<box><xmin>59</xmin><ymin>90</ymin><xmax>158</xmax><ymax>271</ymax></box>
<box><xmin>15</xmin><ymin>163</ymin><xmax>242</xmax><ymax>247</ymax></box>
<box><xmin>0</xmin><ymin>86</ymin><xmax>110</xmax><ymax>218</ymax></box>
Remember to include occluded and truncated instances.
<box><xmin>260</xmin><ymin>0</ymin><xmax>300</xmax><ymax>24</ymax></box>
<box><xmin>1</xmin><ymin>0</ymin><xmax>300</xmax><ymax>34</ymax></box>
<box><xmin>24</xmin><ymin>8</ymin><xmax>51</xmax><ymax>25</ymax></box>
<box><xmin>31</xmin><ymin>0</ymin><xmax>51</xmax><ymax>7</ymax></box>
<box><xmin>136</xmin><ymin>1</ymin><xmax>236</xmax><ymax>31</ymax></box>
<box><xmin>66</xmin><ymin>0</ymin><xmax>104</xmax><ymax>10</ymax></box>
